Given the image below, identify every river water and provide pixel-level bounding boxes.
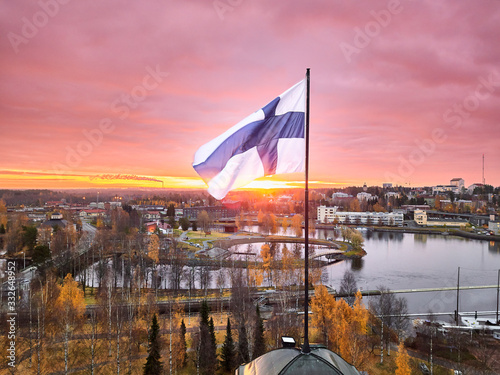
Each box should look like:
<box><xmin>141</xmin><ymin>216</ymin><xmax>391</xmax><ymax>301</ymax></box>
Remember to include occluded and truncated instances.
<box><xmin>320</xmin><ymin>229</ymin><xmax>500</xmax><ymax>317</ymax></box>
<box><xmin>236</xmin><ymin>226</ymin><xmax>500</xmax><ymax>317</ymax></box>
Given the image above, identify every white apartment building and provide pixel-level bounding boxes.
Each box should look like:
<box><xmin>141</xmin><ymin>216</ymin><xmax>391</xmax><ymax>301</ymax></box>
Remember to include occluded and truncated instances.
<box><xmin>317</xmin><ymin>206</ymin><xmax>404</xmax><ymax>226</ymax></box>
<box><xmin>356</xmin><ymin>192</ymin><xmax>374</xmax><ymax>201</ymax></box>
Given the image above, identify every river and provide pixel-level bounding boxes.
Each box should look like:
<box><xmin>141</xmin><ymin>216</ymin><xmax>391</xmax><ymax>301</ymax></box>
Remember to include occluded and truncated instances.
<box><xmin>235</xmin><ymin>226</ymin><xmax>500</xmax><ymax>317</ymax></box>
<box><xmin>319</xmin><ymin>229</ymin><xmax>500</xmax><ymax>317</ymax></box>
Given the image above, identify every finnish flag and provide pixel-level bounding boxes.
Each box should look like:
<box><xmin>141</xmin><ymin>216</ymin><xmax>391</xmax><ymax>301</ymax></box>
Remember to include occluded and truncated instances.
<box><xmin>193</xmin><ymin>79</ymin><xmax>306</xmax><ymax>200</ymax></box>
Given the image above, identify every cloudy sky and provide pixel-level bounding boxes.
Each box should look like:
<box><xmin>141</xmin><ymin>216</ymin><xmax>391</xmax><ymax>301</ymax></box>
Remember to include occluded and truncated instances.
<box><xmin>1</xmin><ymin>0</ymin><xmax>499</xmax><ymax>191</ymax></box>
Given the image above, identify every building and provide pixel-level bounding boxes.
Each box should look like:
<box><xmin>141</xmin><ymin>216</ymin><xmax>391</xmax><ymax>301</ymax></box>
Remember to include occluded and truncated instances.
<box><xmin>236</xmin><ymin>345</ymin><xmax>361</xmax><ymax>374</ymax></box>
<box><xmin>145</xmin><ymin>221</ymin><xmax>173</xmax><ymax>235</ymax></box>
<box><xmin>332</xmin><ymin>192</ymin><xmax>352</xmax><ymax>199</ymax></box>
<box><xmin>432</xmin><ymin>185</ymin><xmax>459</xmax><ymax>195</ymax></box>
<box><xmin>385</xmin><ymin>192</ymin><xmax>400</xmax><ymax>199</ymax></box>
<box><xmin>143</xmin><ymin>211</ymin><xmax>161</xmax><ymax>221</ymax></box>
<box><xmin>317</xmin><ymin>206</ymin><xmax>404</xmax><ymax>226</ymax></box>
<box><xmin>382</xmin><ymin>183</ymin><xmax>393</xmax><ymax>189</ymax></box>
<box><xmin>40</xmin><ymin>212</ymin><xmax>68</xmax><ymax>229</ymax></box>
<box><xmin>489</xmin><ymin>215</ymin><xmax>500</xmax><ymax>235</ymax></box>
<box><xmin>467</xmin><ymin>183</ymin><xmax>484</xmax><ymax>194</ymax></box>
<box><xmin>356</xmin><ymin>192</ymin><xmax>373</xmax><ymax>201</ymax></box>
<box><xmin>450</xmin><ymin>178</ymin><xmax>465</xmax><ymax>191</ymax></box>
<box><xmin>79</xmin><ymin>209</ymin><xmax>106</xmax><ymax>219</ymax></box>
<box><xmin>413</xmin><ymin>210</ymin><xmax>467</xmax><ymax>228</ymax></box>
<box><xmin>414</xmin><ymin>210</ymin><xmax>427</xmax><ymax>225</ymax></box>
<box><xmin>183</xmin><ymin>205</ymin><xmax>240</xmax><ymax>221</ymax></box>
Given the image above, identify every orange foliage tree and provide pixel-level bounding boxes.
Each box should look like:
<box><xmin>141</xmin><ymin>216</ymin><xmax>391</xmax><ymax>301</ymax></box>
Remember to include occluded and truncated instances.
<box><xmin>291</xmin><ymin>214</ymin><xmax>303</xmax><ymax>237</ymax></box>
<box><xmin>260</xmin><ymin>244</ymin><xmax>272</xmax><ymax>285</ymax></box>
<box><xmin>310</xmin><ymin>287</ymin><xmax>370</xmax><ymax>370</ymax></box>
<box><xmin>56</xmin><ymin>274</ymin><xmax>86</xmax><ymax>373</ymax></box>
<box><xmin>395</xmin><ymin>341</ymin><xmax>411</xmax><ymax>375</ymax></box>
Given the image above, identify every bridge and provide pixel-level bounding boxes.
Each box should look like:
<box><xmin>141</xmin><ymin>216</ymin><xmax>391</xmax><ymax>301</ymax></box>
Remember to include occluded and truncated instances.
<box><xmin>311</xmin><ymin>249</ymin><xmax>344</xmax><ymax>259</ymax></box>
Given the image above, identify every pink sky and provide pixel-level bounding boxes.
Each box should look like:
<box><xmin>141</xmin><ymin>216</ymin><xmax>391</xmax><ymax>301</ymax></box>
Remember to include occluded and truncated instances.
<box><xmin>1</xmin><ymin>0</ymin><xmax>499</xmax><ymax>190</ymax></box>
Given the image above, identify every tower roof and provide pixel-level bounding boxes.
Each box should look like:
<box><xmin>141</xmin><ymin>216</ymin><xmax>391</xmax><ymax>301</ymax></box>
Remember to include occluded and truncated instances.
<box><xmin>235</xmin><ymin>346</ymin><xmax>361</xmax><ymax>375</ymax></box>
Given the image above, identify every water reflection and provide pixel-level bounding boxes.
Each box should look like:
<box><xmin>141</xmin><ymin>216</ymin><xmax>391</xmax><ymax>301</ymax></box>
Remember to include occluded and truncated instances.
<box><xmin>489</xmin><ymin>241</ymin><xmax>500</xmax><ymax>254</ymax></box>
<box><xmin>349</xmin><ymin>258</ymin><xmax>364</xmax><ymax>271</ymax></box>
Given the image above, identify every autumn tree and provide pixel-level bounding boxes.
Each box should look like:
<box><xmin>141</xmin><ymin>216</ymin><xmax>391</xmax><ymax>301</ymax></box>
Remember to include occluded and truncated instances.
<box><xmin>310</xmin><ymin>287</ymin><xmax>370</xmax><ymax>370</ymax></box>
<box><xmin>349</xmin><ymin>199</ymin><xmax>361</xmax><ymax>212</ymax></box>
<box><xmin>257</xmin><ymin>210</ymin><xmax>265</xmax><ymax>225</ymax></box>
<box><xmin>56</xmin><ymin>273</ymin><xmax>86</xmax><ymax>375</ymax></box>
<box><xmin>339</xmin><ymin>270</ymin><xmax>358</xmax><ymax>306</ymax></box>
<box><xmin>395</xmin><ymin>341</ymin><xmax>411</xmax><ymax>375</ymax></box>
<box><xmin>197</xmin><ymin>210</ymin><xmax>212</xmax><ymax>235</ymax></box>
<box><xmin>144</xmin><ymin>314</ymin><xmax>163</xmax><ymax>375</ymax></box>
<box><xmin>282</xmin><ymin>217</ymin><xmax>290</xmax><ymax>233</ymax></box>
<box><xmin>148</xmin><ymin>234</ymin><xmax>160</xmax><ymax>263</ymax></box>
<box><xmin>291</xmin><ymin>214</ymin><xmax>303</xmax><ymax>237</ymax></box>
<box><xmin>310</xmin><ymin>285</ymin><xmax>335</xmax><ymax>346</ymax></box>
<box><xmin>339</xmin><ymin>291</ymin><xmax>369</xmax><ymax>369</ymax></box>
<box><xmin>260</xmin><ymin>244</ymin><xmax>272</xmax><ymax>285</ymax></box>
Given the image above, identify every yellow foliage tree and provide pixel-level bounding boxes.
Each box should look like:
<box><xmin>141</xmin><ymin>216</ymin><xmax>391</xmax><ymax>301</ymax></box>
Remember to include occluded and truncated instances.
<box><xmin>310</xmin><ymin>285</ymin><xmax>335</xmax><ymax>345</ymax></box>
<box><xmin>257</xmin><ymin>210</ymin><xmax>265</xmax><ymax>225</ymax></box>
<box><xmin>311</xmin><ymin>287</ymin><xmax>370</xmax><ymax>370</ymax></box>
<box><xmin>57</xmin><ymin>274</ymin><xmax>86</xmax><ymax>321</ymax></box>
<box><xmin>248</xmin><ymin>264</ymin><xmax>264</xmax><ymax>287</ymax></box>
<box><xmin>56</xmin><ymin>274</ymin><xmax>86</xmax><ymax>373</ymax></box>
<box><xmin>291</xmin><ymin>214</ymin><xmax>303</xmax><ymax>237</ymax></box>
<box><xmin>282</xmin><ymin>217</ymin><xmax>289</xmax><ymax>233</ymax></box>
<box><xmin>339</xmin><ymin>291</ymin><xmax>369</xmax><ymax>369</ymax></box>
<box><xmin>349</xmin><ymin>199</ymin><xmax>361</xmax><ymax>212</ymax></box>
<box><xmin>372</xmin><ymin>202</ymin><xmax>386</xmax><ymax>212</ymax></box>
<box><xmin>148</xmin><ymin>234</ymin><xmax>160</xmax><ymax>263</ymax></box>
<box><xmin>260</xmin><ymin>244</ymin><xmax>272</xmax><ymax>284</ymax></box>
<box><xmin>270</xmin><ymin>214</ymin><xmax>278</xmax><ymax>234</ymax></box>
<box><xmin>395</xmin><ymin>341</ymin><xmax>411</xmax><ymax>375</ymax></box>
<box><xmin>0</xmin><ymin>199</ymin><xmax>7</xmax><ymax>228</ymax></box>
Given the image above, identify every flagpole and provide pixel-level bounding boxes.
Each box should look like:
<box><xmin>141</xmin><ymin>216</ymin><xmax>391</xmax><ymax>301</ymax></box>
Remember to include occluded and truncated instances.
<box><xmin>302</xmin><ymin>68</ymin><xmax>311</xmax><ymax>354</ymax></box>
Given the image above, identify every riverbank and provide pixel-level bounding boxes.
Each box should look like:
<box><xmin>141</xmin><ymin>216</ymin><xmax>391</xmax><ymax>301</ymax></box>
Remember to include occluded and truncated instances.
<box><xmin>211</xmin><ymin>232</ymin><xmax>366</xmax><ymax>259</ymax></box>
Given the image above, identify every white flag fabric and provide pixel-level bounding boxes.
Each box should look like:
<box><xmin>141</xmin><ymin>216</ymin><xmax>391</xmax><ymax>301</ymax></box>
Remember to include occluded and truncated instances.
<box><xmin>193</xmin><ymin>79</ymin><xmax>306</xmax><ymax>200</ymax></box>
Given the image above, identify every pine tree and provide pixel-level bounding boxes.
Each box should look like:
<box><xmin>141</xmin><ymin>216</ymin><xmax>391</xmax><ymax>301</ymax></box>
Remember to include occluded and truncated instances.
<box><xmin>221</xmin><ymin>318</ymin><xmax>235</xmax><ymax>372</ymax></box>
<box><xmin>252</xmin><ymin>305</ymin><xmax>266</xmax><ymax>360</ymax></box>
<box><xmin>180</xmin><ymin>319</ymin><xmax>187</xmax><ymax>367</ymax></box>
<box><xmin>237</xmin><ymin>323</ymin><xmax>249</xmax><ymax>364</ymax></box>
<box><xmin>198</xmin><ymin>300</ymin><xmax>216</xmax><ymax>375</ymax></box>
<box><xmin>144</xmin><ymin>314</ymin><xmax>163</xmax><ymax>375</ymax></box>
<box><xmin>209</xmin><ymin>317</ymin><xmax>216</xmax><ymax>349</ymax></box>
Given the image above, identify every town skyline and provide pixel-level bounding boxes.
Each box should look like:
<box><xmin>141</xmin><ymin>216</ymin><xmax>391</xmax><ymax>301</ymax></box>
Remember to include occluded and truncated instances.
<box><xmin>1</xmin><ymin>1</ymin><xmax>500</xmax><ymax>191</ymax></box>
